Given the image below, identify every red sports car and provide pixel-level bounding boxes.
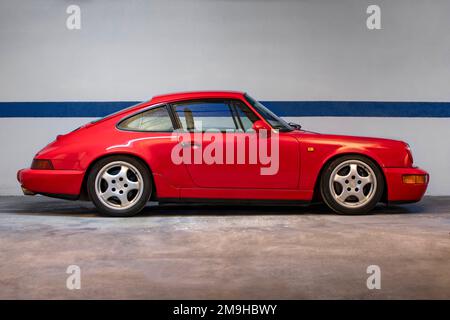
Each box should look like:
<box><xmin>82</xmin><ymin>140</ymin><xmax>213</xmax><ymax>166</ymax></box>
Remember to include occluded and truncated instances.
<box><xmin>17</xmin><ymin>91</ymin><xmax>429</xmax><ymax>216</ymax></box>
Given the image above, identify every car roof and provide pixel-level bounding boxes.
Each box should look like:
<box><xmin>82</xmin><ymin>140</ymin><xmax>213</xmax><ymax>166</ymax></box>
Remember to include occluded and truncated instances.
<box><xmin>92</xmin><ymin>91</ymin><xmax>246</xmax><ymax>125</ymax></box>
<box><xmin>149</xmin><ymin>91</ymin><xmax>245</xmax><ymax>104</ymax></box>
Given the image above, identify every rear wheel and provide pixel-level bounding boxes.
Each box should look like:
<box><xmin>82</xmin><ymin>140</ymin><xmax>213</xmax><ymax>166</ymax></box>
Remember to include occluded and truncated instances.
<box><xmin>320</xmin><ymin>155</ymin><xmax>384</xmax><ymax>214</ymax></box>
<box><xmin>87</xmin><ymin>156</ymin><xmax>152</xmax><ymax>217</ymax></box>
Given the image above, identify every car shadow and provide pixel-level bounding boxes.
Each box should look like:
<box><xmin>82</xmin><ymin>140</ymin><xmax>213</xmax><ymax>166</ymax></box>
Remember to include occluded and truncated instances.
<box><xmin>137</xmin><ymin>202</ymin><xmax>426</xmax><ymax>217</ymax></box>
<box><xmin>0</xmin><ymin>196</ymin><xmax>96</xmax><ymax>217</ymax></box>
<box><xmin>3</xmin><ymin>196</ymin><xmax>434</xmax><ymax>218</ymax></box>
<box><xmin>8</xmin><ymin>201</ymin><xmax>329</xmax><ymax>217</ymax></box>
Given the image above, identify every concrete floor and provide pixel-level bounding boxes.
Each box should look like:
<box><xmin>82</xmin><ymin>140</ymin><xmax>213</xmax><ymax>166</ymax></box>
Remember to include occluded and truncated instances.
<box><xmin>0</xmin><ymin>196</ymin><xmax>449</xmax><ymax>299</ymax></box>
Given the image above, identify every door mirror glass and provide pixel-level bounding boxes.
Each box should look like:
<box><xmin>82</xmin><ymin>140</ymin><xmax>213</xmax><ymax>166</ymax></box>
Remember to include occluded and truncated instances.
<box><xmin>252</xmin><ymin>120</ymin><xmax>271</xmax><ymax>132</ymax></box>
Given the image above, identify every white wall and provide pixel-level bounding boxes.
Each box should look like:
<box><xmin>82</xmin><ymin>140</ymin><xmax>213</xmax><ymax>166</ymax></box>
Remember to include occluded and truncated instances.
<box><xmin>1</xmin><ymin>0</ymin><xmax>450</xmax><ymax>195</ymax></box>
<box><xmin>0</xmin><ymin>118</ymin><xmax>94</xmax><ymax>195</ymax></box>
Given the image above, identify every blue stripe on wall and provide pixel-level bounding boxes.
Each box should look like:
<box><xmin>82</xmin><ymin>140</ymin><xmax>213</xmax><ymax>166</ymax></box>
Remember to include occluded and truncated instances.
<box><xmin>0</xmin><ymin>102</ymin><xmax>140</xmax><ymax>118</ymax></box>
<box><xmin>1</xmin><ymin>101</ymin><xmax>450</xmax><ymax>117</ymax></box>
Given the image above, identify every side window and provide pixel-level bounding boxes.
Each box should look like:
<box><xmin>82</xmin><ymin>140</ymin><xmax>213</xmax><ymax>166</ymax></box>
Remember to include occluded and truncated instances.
<box><xmin>233</xmin><ymin>100</ymin><xmax>260</xmax><ymax>131</ymax></box>
<box><xmin>118</xmin><ymin>106</ymin><xmax>173</xmax><ymax>131</ymax></box>
<box><xmin>173</xmin><ymin>100</ymin><xmax>258</xmax><ymax>132</ymax></box>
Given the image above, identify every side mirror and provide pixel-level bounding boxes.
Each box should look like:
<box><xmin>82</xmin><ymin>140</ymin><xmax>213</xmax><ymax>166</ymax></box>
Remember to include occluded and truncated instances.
<box><xmin>252</xmin><ymin>120</ymin><xmax>271</xmax><ymax>132</ymax></box>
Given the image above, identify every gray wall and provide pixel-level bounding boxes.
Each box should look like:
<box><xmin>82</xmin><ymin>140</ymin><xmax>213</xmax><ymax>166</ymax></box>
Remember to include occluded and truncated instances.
<box><xmin>1</xmin><ymin>0</ymin><xmax>450</xmax><ymax>195</ymax></box>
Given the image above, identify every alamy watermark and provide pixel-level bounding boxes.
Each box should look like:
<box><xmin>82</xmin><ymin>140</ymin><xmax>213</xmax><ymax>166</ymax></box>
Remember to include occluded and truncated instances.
<box><xmin>366</xmin><ymin>5</ymin><xmax>381</xmax><ymax>30</ymax></box>
<box><xmin>170</xmin><ymin>123</ymin><xmax>280</xmax><ymax>176</ymax></box>
<box><xmin>366</xmin><ymin>265</ymin><xmax>381</xmax><ymax>290</ymax></box>
<box><xmin>66</xmin><ymin>5</ymin><xmax>81</xmax><ymax>30</ymax></box>
<box><xmin>66</xmin><ymin>265</ymin><xmax>81</xmax><ymax>290</ymax></box>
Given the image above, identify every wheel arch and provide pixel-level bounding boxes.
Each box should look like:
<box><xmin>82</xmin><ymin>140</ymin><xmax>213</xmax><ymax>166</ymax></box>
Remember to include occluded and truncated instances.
<box><xmin>311</xmin><ymin>152</ymin><xmax>388</xmax><ymax>203</ymax></box>
<box><xmin>80</xmin><ymin>152</ymin><xmax>157</xmax><ymax>201</ymax></box>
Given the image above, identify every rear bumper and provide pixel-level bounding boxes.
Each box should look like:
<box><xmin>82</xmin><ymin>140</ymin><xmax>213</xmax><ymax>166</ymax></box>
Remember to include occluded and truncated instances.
<box><xmin>383</xmin><ymin>167</ymin><xmax>429</xmax><ymax>203</ymax></box>
<box><xmin>17</xmin><ymin>168</ymin><xmax>85</xmax><ymax>197</ymax></box>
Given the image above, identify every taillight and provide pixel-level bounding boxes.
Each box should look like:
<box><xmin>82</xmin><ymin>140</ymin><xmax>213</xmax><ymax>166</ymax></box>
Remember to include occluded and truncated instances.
<box><xmin>31</xmin><ymin>159</ymin><xmax>54</xmax><ymax>170</ymax></box>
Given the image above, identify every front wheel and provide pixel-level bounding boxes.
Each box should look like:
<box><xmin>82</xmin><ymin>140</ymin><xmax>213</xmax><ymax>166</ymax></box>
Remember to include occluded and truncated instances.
<box><xmin>87</xmin><ymin>156</ymin><xmax>152</xmax><ymax>217</ymax></box>
<box><xmin>320</xmin><ymin>155</ymin><xmax>384</xmax><ymax>215</ymax></box>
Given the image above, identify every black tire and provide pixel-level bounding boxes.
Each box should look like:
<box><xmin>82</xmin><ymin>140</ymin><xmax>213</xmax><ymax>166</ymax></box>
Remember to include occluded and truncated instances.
<box><xmin>87</xmin><ymin>155</ymin><xmax>152</xmax><ymax>217</ymax></box>
<box><xmin>320</xmin><ymin>154</ymin><xmax>384</xmax><ymax>215</ymax></box>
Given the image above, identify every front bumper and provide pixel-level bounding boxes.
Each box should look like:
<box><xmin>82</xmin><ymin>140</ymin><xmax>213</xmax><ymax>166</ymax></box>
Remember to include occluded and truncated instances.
<box><xmin>17</xmin><ymin>168</ymin><xmax>85</xmax><ymax>196</ymax></box>
<box><xmin>383</xmin><ymin>167</ymin><xmax>429</xmax><ymax>203</ymax></box>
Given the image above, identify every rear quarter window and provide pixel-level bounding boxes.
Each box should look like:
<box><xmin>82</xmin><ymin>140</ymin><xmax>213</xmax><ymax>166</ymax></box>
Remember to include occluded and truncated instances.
<box><xmin>118</xmin><ymin>106</ymin><xmax>174</xmax><ymax>132</ymax></box>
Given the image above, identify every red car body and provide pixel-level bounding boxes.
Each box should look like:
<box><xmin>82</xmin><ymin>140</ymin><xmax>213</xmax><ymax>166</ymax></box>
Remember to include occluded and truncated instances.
<box><xmin>17</xmin><ymin>91</ymin><xmax>428</xmax><ymax>206</ymax></box>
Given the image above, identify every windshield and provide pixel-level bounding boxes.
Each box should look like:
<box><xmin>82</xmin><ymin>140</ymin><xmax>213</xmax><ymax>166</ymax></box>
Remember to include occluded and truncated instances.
<box><xmin>244</xmin><ymin>93</ymin><xmax>292</xmax><ymax>132</ymax></box>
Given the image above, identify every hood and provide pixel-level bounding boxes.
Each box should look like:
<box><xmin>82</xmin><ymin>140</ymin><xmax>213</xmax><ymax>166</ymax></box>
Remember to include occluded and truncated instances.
<box><xmin>294</xmin><ymin>130</ymin><xmax>406</xmax><ymax>148</ymax></box>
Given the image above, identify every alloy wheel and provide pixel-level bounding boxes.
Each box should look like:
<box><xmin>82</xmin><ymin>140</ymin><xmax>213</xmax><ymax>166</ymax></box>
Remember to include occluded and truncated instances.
<box><xmin>94</xmin><ymin>161</ymin><xmax>144</xmax><ymax>210</ymax></box>
<box><xmin>328</xmin><ymin>159</ymin><xmax>377</xmax><ymax>209</ymax></box>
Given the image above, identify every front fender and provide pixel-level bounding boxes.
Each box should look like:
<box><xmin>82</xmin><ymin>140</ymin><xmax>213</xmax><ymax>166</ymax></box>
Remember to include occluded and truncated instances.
<box><xmin>298</xmin><ymin>140</ymin><xmax>406</xmax><ymax>192</ymax></box>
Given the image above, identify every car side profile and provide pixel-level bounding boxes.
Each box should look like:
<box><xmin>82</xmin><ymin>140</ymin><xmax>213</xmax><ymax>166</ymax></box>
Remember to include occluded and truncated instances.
<box><xmin>17</xmin><ymin>91</ymin><xmax>429</xmax><ymax>216</ymax></box>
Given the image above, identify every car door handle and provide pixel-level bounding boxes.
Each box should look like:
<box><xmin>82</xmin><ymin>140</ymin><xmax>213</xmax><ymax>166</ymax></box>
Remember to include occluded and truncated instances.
<box><xmin>180</xmin><ymin>141</ymin><xmax>201</xmax><ymax>148</ymax></box>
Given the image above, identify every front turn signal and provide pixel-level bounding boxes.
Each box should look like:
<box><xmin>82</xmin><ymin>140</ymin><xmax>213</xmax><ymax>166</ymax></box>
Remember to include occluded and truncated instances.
<box><xmin>402</xmin><ymin>174</ymin><xmax>427</xmax><ymax>184</ymax></box>
<box><xmin>31</xmin><ymin>159</ymin><xmax>54</xmax><ymax>170</ymax></box>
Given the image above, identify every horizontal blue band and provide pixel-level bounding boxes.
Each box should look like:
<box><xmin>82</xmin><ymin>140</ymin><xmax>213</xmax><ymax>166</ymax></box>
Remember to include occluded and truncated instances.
<box><xmin>0</xmin><ymin>102</ymin><xmax>140</xmax><ymax>118</ymax></box>
<box><xmin>1</xmin><ymin>101</ymin><xmax>450</xmax><ymax>117</ymax></box>
<box><xmin>263</xmin><ymin>101</ymin><xmax>450</xmax><ymax>117</ymax></box>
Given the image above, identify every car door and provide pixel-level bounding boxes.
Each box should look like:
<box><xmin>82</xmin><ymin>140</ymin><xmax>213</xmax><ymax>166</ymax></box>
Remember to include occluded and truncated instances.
<box><xmin>114</xmin><ymin>104</ymin><xmax>195</xmax><ymax>196</ymax></box>
<box><xmin>170</xmin><ymin>99</ymin><xmax>300</xmax><ymax>189</ymax></box>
